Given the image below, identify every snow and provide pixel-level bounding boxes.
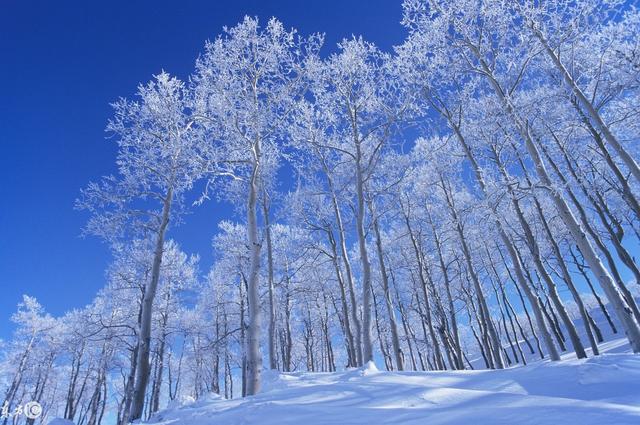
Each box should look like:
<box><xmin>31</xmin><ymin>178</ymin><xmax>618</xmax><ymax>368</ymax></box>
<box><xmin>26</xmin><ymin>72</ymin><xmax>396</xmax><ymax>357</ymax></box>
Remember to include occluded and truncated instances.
<box><xmin>144</xmin><ymin>340</ymin><xmax>640</xmax><ymax>425</ymax></box>
<box><xmin>47</xmin><ymin>419</ymin><xmax>76</xmax><ymax>425</ymax></box>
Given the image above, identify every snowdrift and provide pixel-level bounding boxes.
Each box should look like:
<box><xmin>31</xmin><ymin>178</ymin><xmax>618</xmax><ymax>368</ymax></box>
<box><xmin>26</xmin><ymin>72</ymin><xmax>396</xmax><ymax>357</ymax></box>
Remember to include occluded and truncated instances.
<box><xmin>144</xmin><ymin>350</ymin><xmax>640</xmax><ymax>425</ymax></box>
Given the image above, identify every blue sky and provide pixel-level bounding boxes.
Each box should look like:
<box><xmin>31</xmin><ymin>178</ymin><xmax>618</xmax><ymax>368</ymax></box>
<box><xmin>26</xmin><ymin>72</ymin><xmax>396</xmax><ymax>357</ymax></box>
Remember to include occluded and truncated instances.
<box><xmin>0</xmin><ymin>0</ymin><xmax>406</xmax><ymax>339</ymax></box>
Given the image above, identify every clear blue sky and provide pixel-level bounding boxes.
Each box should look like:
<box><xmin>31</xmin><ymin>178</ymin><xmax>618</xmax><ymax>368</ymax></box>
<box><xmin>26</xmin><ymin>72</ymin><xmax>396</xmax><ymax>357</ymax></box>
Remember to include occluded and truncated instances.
<box><xmin>0</xmin><ymin>0</ymin><xmax>406</xmax><ymax>339</ymax></box>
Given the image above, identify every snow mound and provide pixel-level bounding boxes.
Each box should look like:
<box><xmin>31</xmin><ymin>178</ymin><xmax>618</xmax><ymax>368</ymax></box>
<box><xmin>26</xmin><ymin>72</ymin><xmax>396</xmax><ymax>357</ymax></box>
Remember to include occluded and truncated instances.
<box><xmin>361</xmin><ymin>360</ymin><xmax>379</xmax><ymax>375</ymax></box>
<box><xmin>145</xmin><ymin>351</ymin><xmax>640</xmax><ymax>425</ymax></box>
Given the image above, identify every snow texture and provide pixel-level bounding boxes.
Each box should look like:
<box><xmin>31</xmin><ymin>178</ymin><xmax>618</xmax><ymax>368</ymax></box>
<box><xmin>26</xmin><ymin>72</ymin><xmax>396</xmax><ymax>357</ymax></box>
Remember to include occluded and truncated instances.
<box><xmin>144</xmin><ymin>339</ymin><xmax>640</xmax><ymax>425</ymax></box>
<box><xmin>47</xmin><ymin>419</ymin><xmax>76</xmax><ymax>425</ymax></box>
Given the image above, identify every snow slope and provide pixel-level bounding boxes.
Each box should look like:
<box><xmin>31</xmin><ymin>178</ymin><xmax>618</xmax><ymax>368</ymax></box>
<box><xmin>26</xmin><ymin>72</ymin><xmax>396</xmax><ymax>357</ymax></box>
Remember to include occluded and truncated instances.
<box><xmin>144</xmin><ymin>347</ymin><xmax>640</xmax><ymax>425</ymax></box>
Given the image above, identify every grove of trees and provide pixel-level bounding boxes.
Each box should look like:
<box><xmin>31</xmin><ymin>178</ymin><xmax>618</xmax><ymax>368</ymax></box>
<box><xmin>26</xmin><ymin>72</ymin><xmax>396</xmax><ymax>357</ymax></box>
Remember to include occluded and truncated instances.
<box><xmin>2</xmin><ymin>1</ymin><xmax>640</xmax><ymax>424</ymax></box>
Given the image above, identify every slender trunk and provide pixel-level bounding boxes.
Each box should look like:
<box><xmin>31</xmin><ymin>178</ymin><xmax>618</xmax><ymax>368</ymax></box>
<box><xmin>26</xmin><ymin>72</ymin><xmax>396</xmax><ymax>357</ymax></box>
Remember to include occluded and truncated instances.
<box><xmin>464</xmin><ymin>289</ymin><xmax>490</xmax><ymax>368</ymax></box>
<box><xmin>413</xmin><ymin>279</ymin><xmax>443</xmax><ymax>370</ymax></box>
<box><xmin>285</xmin><ymin>289</ymin><xmax>293</xmax><ymax>372</ymax></box>
<box><xmin>488</xmin><ymin>269</ymin><xmax>519</xmax><ymax>364</ymax></box>
<box><xmin>371</xmin><ymin>288</ymin><xmax>392</xmax><ymax>370</ymax></box>
<box><xmin>404</xmin><ymin>211</ymin><xmax>445</xmax><ymax>370</ymax></box>
<box><xmin>327</xmin><ymin>228</ymin><xmax>357</xmax><ymax>367</ymax></box>
<box><xmin>262</xmin><ymin>194</ymin><xmax>278</xmax><ymax>370</ymax></box>
<box><xmin>496</xmin><ymin>245</ymin><xmax>543</xmax><ymax>358</ymax></box>
<box><xmin>540</xmin><ymin>222</ymin><xmax>599</xmax><ymax>356</ymax></box>
<box><xmin>355</xmin><ymin>140</ymin><xmax>374</xmax><ymax>364</ymax></box>
<box><xmin>390</xmin><ymin>268</ymin><xmax>410</xmax><ymax>370</ymax></box>
<box><xmin>512</xmin><ymin>147</ymin><xmax>600</xmax><ymax>355</ymax></box>
<box><xmin>150</xmin><ymin>330</ymin><xmax>167</xmax><ymax>413</ymax></box>
<box><xmin>569</xmin><ymin>247</ymin><xmax>618</xmax><ymax>334</ymax></box>
<box><xmin>129</xmin><ymin>188</ymin><xmax>173</xmax><ymax>421</ymax></box>
<box><xmin>369</xmin><ymin>201</ymin><xmax>404</xmax><ymax>370</ymax></box>
<box><xmin>570</xmin><ymin>98</ymin><xmax>640</xmax><ymax>220</ymax></box>
<box><xmin>439</xmin><ymin>176</ymin><xmax>504</xmax><ymax>368</ymax></box>
<box><xmin>239</xmin><ymin>272</ymin><xmax>248</xmax><ymax>397</ymax></box>
<box><xmin>544</xmin><ymin>135</ymin><xmax>640</xmax><ymax>325</ymax></box>
<box><xmin>552</xmin><ymin>123</ymin><xmax>640</xmax><ymax>285</ymax></box>
<box><xmin>244</xmin><ymin>138</ymin><xmax>264</xmax><ymax>394</ymax></box>
<box><xmin>64</xmin><ymin>343</ymin><xmax>85</xmax><ymax>420</ymax></box>
<box><xmin>587</xmin><ymin>313</ymin><xmax>605</xmax><ymax>343</ymax></box>
<box><xmin>592</xmin><ymin>190</ymin><xmax>640</xmax><ymax>285</ymax></box>
<box><xmin>319</xmin><ymin>155</ymin><xmax>363</xmax><ymax>365</ymax></box>
<box><xmin>321</xmin><ymin>291</ymin><xmax>336</xmax><ymax>372</ymax></box>
<box><xmin>428</xmin><ymin>208</ymin><xmax>463</xmax><ymax>369</ymax></box>
<box><xmin>484</xmin><ymin>246</ymin><xmax>529</xmax><ymax>363</ymax></box>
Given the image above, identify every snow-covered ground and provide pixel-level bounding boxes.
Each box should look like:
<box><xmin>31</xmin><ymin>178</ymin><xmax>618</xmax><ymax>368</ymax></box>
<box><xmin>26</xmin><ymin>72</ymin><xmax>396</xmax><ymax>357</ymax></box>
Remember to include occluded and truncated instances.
<box><xmin>143</xmin><ymin>338</ymin><xmax>640</xmax><ymax>425</ymax></box>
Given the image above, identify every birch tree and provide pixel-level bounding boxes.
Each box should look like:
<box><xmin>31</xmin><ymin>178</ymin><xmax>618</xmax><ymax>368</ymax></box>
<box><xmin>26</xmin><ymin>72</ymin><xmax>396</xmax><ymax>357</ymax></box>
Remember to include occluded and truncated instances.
<box><xmin>77</xmin><ymin>72</ymin><xmax>202</xmax><ymax>420</ymax></box>
<box><xmin>192</xmin><ymin>17</ymin><xmax>321</xmax><ymax>394</ymax></box>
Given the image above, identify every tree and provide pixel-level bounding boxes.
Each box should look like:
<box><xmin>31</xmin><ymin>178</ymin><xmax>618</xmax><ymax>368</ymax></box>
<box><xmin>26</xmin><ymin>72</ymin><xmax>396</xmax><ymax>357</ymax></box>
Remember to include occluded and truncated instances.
<box><xmin>192</xmin><ymin>17</ymin><xmax>321</xmax><ymax>394</ymax></box>
<box><xmin>77</xmin><ymin>72</ymin><xmax>202</xmax><ymax>420</ymax></box>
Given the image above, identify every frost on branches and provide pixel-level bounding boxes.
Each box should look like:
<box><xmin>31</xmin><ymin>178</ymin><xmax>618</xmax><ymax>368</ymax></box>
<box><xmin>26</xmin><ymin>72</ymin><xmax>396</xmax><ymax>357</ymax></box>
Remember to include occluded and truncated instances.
<box><xmin>3</xmin><ymin>2</ymin><xmax>640</xmax><ymax>424</ymax></box>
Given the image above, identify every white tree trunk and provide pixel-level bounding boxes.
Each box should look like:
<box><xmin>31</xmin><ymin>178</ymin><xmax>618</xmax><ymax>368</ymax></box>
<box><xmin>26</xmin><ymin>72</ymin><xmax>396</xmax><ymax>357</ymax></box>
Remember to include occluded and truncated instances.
<box><xmin>370</xmin><ymin>202</ymin><xmax>404</xmax><ymax>370</ymax></box>
<box><xmin>262</xmin><ymin>195</ymin><xmax>277</xmax><ymax>370</ymax></box>
<box><xmin>129</xmin><ymin>187</ymin><xmax>173</xmax><ymax>421</ymax></box>
<box><xmin>523</xmin><ymin>127</ymin><xmax>640</xmax><ymax>352</ymax></box>
<box><xmin>356</xmin><ymin>143</ymin><xmax>374</xmax><ymax>363</ymax></box>
<box><xmin>245</xmin><ymin>148</ymin><xmax>263</xmax><ymax>395</ymax></box>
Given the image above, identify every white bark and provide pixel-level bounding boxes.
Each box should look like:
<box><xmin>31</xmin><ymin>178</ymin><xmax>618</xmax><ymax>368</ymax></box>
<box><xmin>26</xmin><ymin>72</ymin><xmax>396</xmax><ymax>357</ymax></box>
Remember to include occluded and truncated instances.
<box><xmin>321</xmin><ymin>158</ymin><xmax>363</xmax><ymax>366</ymax></box>
<box><xmin>370</xmin><ymin>201</ymin><xmax>404</xmax><ymax>370</ymax></box>
<box><xmin>262</xmin><ymin>195</ymin><xmax>277</xmax><ymax>370</ymax></box>
<box><xmin>129</xmin><ymin>187</ymin><xmax>173</xmax><ymax>421</ymax></box>
<box><xmin>245</xmin><ymin>146</ymin><xmax>263</xmax><ymax>395</ymax></box>
<box><xmin>356</xmin><ymin>142</ymin><xmax>374</xmax><ymax>363</ymax></box>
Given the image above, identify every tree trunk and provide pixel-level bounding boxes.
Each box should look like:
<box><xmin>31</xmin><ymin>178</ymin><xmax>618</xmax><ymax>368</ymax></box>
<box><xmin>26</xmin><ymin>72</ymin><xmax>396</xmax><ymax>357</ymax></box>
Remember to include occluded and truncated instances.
<box><xmin>544</xmin><ymin>134</ymin><xmax>640</xmax><ymax>327</ymax></box>
<box><xmin>327</xmin><ymin>228</ymin><xmax>357</xmax><ymax>367</ymax></box>
<box><xmin>355</xmin><ymin>141</ymin><xmax>374</xmax><ymax>364</ymax></box>
<box><xmin>262</xmin><ymin>194</ymin><xmax>278</xmax><ymax>370</ymax></box>
<box><xmin>569</xmin><ymin>247</ymin><xmax>618</xmax><ymax>334</ymax></box>
<box><xmin>428</xmin><ymin>209</ymin><xmax>463</xmax><ymax>369</ymax></box>
<box><xmin>129</xmin><ymin>187</ymin><xmax>173</xmax><ymax>421</ymax></box>
<box><xmin>439</xmin><ymin>175</ymin><xmax>505</xmax><ymax>368</ymax></box>
<box><xmin>484</xmin><ymin>250</ymin><xmax>528</xmax><ymax>364</ymax></box>
<box><xmin>404</xmin><ymin>214</ymin><xmax>446</xmax><ymax>370</ymax></box>
<box><xmin>496</xmin><ymin>245</ymin><xmax>544</xmax><ymax>359</ymax></box>
<box><xmin>245</xmin><ymin>151</ymin><xmax>263</xmax><ymax>395</ymax></box>
<box><xmin>571</xmin><ymin>98</ymin><xmax>640</xmax><ymax>220</ymax></box>
<box><xmin>321</xmin><ymin>156</ymin><xmax>363</xmax><ymax>365</ymax></box>
<box><xmin>369</xmin><ymin>201</ymin><xmax>404</xmax><ymax>370</ymax></box>
<box><xmin>512</xmin><ymin>147</ymin><xmax>600</xmax><ymax>356</ymax></box>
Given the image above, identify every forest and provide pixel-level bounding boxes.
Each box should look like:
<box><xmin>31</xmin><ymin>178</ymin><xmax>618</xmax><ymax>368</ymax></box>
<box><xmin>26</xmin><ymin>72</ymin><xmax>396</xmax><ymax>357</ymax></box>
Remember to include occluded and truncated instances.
<box><xmin>2</xmin><ymin>0</ymin><xmax>640</xmax><ymax>424</ymax></box>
